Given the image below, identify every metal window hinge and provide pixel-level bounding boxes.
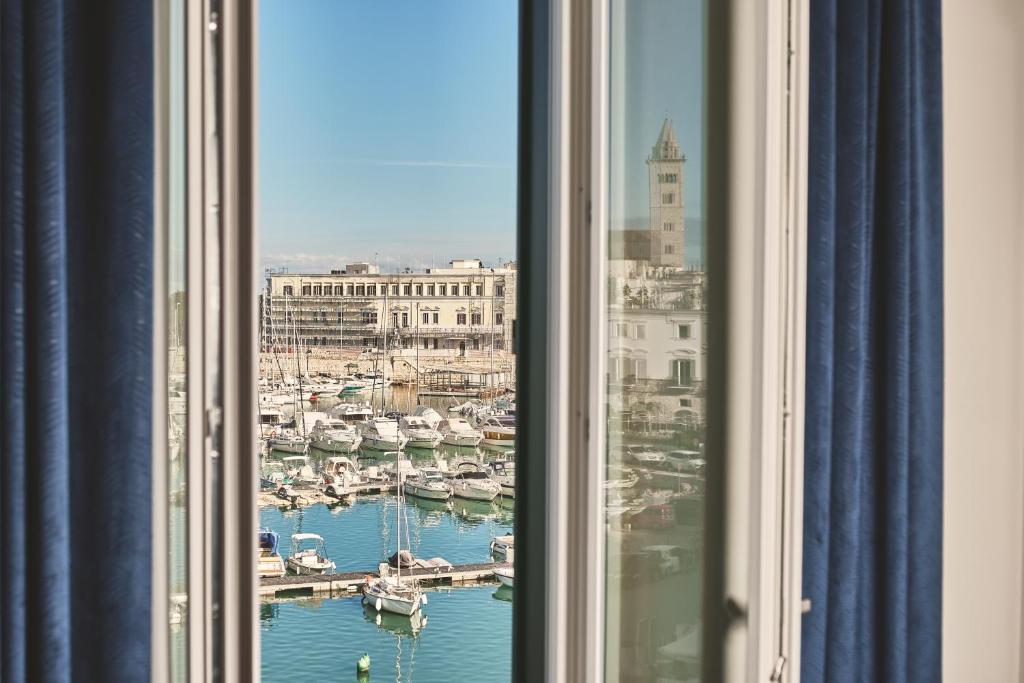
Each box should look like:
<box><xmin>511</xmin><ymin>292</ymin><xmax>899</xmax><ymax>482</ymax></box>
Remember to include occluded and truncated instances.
<box><xmin>770</xmin><ymin>655</ymin><xmax>787</xmax><ymax>682</ymax></box>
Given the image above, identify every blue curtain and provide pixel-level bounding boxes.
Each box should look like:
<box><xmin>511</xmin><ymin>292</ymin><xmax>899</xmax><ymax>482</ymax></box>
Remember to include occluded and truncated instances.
<box><xmin>802</xmin><ymin>0</ymin><xmax>943</xmax><ymax>681</ymax></box>
<box><xmin>1</xmin><ymin>1</ymin><xmax>152</xmax><ymax>681</ymax></box>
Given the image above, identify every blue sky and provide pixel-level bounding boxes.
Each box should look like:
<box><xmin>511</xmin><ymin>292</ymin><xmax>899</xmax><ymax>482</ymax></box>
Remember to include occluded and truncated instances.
<box><xmin>259</xmin><ymin>0</ymin><xmax>704</xmax><ymax>273</ymax></box>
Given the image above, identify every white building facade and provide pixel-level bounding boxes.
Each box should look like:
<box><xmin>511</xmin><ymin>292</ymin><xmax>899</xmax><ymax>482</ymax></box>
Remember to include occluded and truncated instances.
<box><xmin>261</xmin><ymin>259</ymin><xmax>516</xmax><ymax>357</ymax></box>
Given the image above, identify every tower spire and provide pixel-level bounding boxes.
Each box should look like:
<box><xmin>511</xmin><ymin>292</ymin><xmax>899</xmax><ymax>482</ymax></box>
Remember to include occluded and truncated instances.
<box><xmin>650</xmin><ymin>118</ymin><xmax>681</xmax><ymax>161</ymax></box>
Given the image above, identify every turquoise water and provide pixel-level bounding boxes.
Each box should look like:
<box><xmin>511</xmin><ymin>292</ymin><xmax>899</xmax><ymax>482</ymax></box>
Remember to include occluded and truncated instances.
<box><xmin>260</xmin><ymin>495</ymin><xmax>514</xmax><ymax>571</ymax></box>
<box><xmin>260</xmin><ymin>497</ymin><xmax>514</xmax><ymax>682</ymax></box>
<box><xmin>261</xmin><ymin>585</ymin><xmax>512</xmax><ymax>682</ymax></box>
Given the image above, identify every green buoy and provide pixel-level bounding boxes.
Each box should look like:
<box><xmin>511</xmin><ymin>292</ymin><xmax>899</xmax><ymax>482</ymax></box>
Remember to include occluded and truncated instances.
<box><xmin>357</xmin><ymin>652</ymin><xmax>371</xmax><ymax>674</ymax></box>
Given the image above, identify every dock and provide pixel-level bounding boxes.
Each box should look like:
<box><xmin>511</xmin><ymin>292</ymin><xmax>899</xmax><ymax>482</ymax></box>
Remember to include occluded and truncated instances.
<box><xmin>259</xmin><ymin>561</ymin><xmax>507</xmax><ymax>599</ymax></box>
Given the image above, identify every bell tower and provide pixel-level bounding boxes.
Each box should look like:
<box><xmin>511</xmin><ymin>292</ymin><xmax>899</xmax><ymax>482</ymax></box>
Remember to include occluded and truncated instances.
<box><xmin>647</xmin><ymin>119</ymin><xmax>685</xmax><ymax>267</ymax></box>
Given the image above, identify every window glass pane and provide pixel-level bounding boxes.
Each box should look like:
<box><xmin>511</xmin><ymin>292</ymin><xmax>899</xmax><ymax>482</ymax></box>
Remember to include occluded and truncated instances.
<box><xmin>605</xmin><ymin>1</ymin><xmax>706</xmax><ymax>680</ymax></box>
<box><xmin>257</xmin><ymin>2</ymin><xmax>518</xmax><ymax>680</ymax></box>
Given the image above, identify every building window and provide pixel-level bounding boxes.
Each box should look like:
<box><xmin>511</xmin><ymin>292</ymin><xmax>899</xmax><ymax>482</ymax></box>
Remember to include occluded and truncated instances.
<box><xmin>313</xmin><ymin>285</ymin><xmax>322</xmax><ymax>295</ymax></box>
<box><xmin>457</xmin><ymin>313</ymin><xmax>467</xmax><ymax>325</ymax></box>
<box><xmin>662</xmin><ymin>192</ymin><xmax>674</xmax><ymax>204</ymax></box>
<box><xmin>495</xmin><ymin>313</ymin><xmax>503</xmax><ymax>325</ymax></box>
<box><xmin>432</xmin><ymin>312</ymin><xmax>439</xmax><ymax>324</ymax></box>
<box><xmin>615</xmin><ymin>322</ymin><xmax>628</xmax><ymax>337</ymax></box>
<box><xmin>427</xmin><ymin>284</ymin><xmax>436</xmax><ymax>296</ymax></box>
<box><xmin>360</xmin><ymin>311</ymin><xmax>377</xmax><ymax>326</ymax></box>
<box><xmin>473</xmin><ymin>338</ymin><xmax>480</xmax><ymax>350</ymax></box>
<box><xmin>422</xmin><ymin>312</ymin><xmax>430</xmax><ymax>324</ymax></box>
<box><xmin>356</xmin><ymin>284</ymin><xmax>365</xmax><ymax>295</ymax></box>
<box><xmin>392</xmin><ymin>313</ymin><xmax>399</xmax><ymax>328</ymax></box>
<box><xmin>423</xmin><ymin>338</ymin><xmax>429</xmax><ymax>349</ymax></box>
<box><xmin>663</xmin><ymin>222</ymin><xmax>674</xmax><ymax>231</ymax></box>
<box><xmin>679</xmin><ymin>398</ymin><xmax>692</xmax><ymax>407</ymax></box>
<box><xmin>451</xmin><ymin>284</ymin><xmax>459</xmax><ymax>296</ymax></box>
<box><xmin>367</xmin><ymin>284</ymin><xmax>377</xmax><ymax>296</ymax></box>
<box><xmin>337</xmin><ymin>312</ymin><xmax>342</xmax><ymax>323</ymax></box>
<box><xmin>475</xmin><ymin>284</ymin><xmax>483</xmax><ymax>296</ymax></box>
<box><xmin>665</xmin><ymin>244</ymin><xmax>674</xmax><ymax>255</ymax></box>
<box><xmin>634</xmin><ymin>323</ymin><xmax>646</xmax><ymax>340</ymax></box>
<box><xmin>439</xmin><ymin>284</ymin><xmax>447</xmax><ymax>296</ymax></box>
<box><xmin>302</xmin><ymin>285</ymin><xmax>311</xmax><ymax>296</ymax></box>
<box><xmin>495</xmin><ymin>339</ymin><xmax>504</xmax><ymax>350</ymax></box>
<box><xmin>463</xmin><ymin>284</ymin><xmax>471</xmax><ymax>296</ymax></box>
<box><xmin>283</xmin><ymin>285</ymin><xmax>293</xmax><ymax>296</ymax></box>
<box><xmin>432</xmin><ymin>338</ymin><xmax>439</xmax><ymax>349</ymax></box>
<box><xmin>415</xmin><ymin>284</ymin><xmax>423</xmax><ymax>296</ymax></box>
<box><xmin>671</xmin><ymin>358</ymin><xmax>695</xmax><ymax>386</ymax></box>
<box><xmin>471</xmin><ymin>312</ymin><xmax>482</xmax><ymax>325</ymax></box>
<box><xmin>495</xmin><ymin>284</ymin><xmax>505</xmax><ymax>296</ymax></box>
<box><xmin>391</xmin><ymin>284</ymin><xmax>399</xmax><ymax>296</ymax></box>
<box><xmin>346</xmin><ymin>284</ymin><xmax>354</xmax><ymax>296</ymax></box>
<box><xmin>403</xmin><ymin>284</ymin><xmax>411</xmax><ymax>296</ymax></box>
<box><xmin>334</xmin><ymin>285</ymin><xmax>344</xmax><ymax>295</ymax></box>
<box><xmin>677</xmin><ymin>323</ymin><xmax>691</xmax><ymax>339</ymax></box>
<box><xmin>402</xmin><ymin>312</ymin><xmax>409</xmax><ymax>327</ymax></box>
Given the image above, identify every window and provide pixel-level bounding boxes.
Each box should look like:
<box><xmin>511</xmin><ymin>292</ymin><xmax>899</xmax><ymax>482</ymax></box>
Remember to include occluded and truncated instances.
<box><xmin>360</xmin><ymin>311</ymin><xmax>377</xmax><ymax>326</ymax></box>
<box><xmin>422</xmin><ymin>312</ymin><xmax>430</xmax><ymax>324</ymax></box>
<box><xmin>450</xmin><ymin>283</ymin><xmax>459</xmax><ymax>296</ymax></box>
<box><xmin>334</xmin><ymin>285</ymin><xmax>343</xmax><ymax>295</ymax></box>
<box><xmin>283</xmin><ymin>285</ymin><xmax>293</xmax><ymax>296</ymax></box>
<box><xmin>392</xmin><ymin>312</ymin><xmax>399</xmax><ymax>327</ymax></box>
<box><xmin>615</xmin><ymin>322</ymin><xmax>628</xmax><ymax>338</ymax></box>
<box><xmin>475</xmin><ymin>284</ymin><xmax>483</xmax><ymax>296</ymax></box>
<box><xmin>415</xmin><ymin>284</ymin><xmax>423</xmax><ymax>295</ymax></box>
<box><xmin>495</xmin><ymin>284</ymin><xmax>505</xmax><ymax>296</ymax></box>
<box><xmin>313</xmin><ymin>284</ymin><xmax>322</xmax><ymax>295</ymax></box>
<box><xmin>391</xmin><ymin>284</ymin><xmax>399</xmax><ymax>296</ymax></box>
<box><xmin>403</xmin><ymin>284</ymin><xmax>411</xmax><ymax>295</ymax></box>
<box><xmin>471</xmin><ymin>312</ymin><xmax>482</xmax><ymax>325</ymax></box>
<box><xmin>462</xmin><ymin>284</ymin><xmax>471</xmax><ymax>296</ymax></box>
<box><xmin>423</xmin><ymin>338</ymin><xmax>429</xmax><ymax>349</ymax></box>
<box><xmin>439</xmin><ymin>284</ymin><xmax>447</xmax><ymax>296</ymax></box>
<box><xmin>301</xmin><ymin>284</ymin><xmax>311</xmax><ymax>295</ymax></box>
<box><xmin>663</xmin><ymin>222</ymin><xmax>674</xmax><ymax>231</ymax></box>
<box><xmin>671</xmin><ymin>358</ymin><xmax>695</xmax><ymax>387</ymax></box>
<box><xmin>456</xmin><ymin>313</ymin><xmax>467</xmax><ymax>325</ymax></box>
<box><xmin>402</xmin><ymin>312</ymin><xmax>409</xmax><ymax>327</ymax></box>
<box><xmin>662</xmin><ymin>192</ymin><xmax>674</xmax><ymax>204</ymax></box>
<box><xmin>472</xmin><ymin>338</ymin><xmax>480</xmax><ymax>350</ymax></box>
<box><xmin>346</xmin><ymin>284</ymin><xmax>354</xmax><ymax>295</ymax></box>
<box><xmin>355</xmin><ymin>284</ymin><xmax>365</xmax><ymax>295</ymax></box>
<box><xmin>427</xmin><ymin>284</ymin><xmax>436</xmax><ymax>296</ymax></box>
<box><xmin>679</xmin><ymin>398</ymin><xmax>692</xmax><ymax>408</ymax></box>
<box><xmin>677</xmin><ymin>323</ymin><xmax>691</xmax><ymax>339</ymax></box>
<box><xmin>432</xmin><ymin>338</ymin><xmax>439</xmax><ymax>349</ymax></box>
<box><xmin>665</xmin><ymin>244</ymin><xmax>674</xmax><ymax>255</ymax></box>
<box><xmin>432</xmin><ymin>312</ymin><xmax>439</xmax><ymax>324</ymax></box>
<box><xmin>367</xmin><ymin>284</ymin><xmax>377</xmax><ymax>296</ymax></box>
<box><xmin>496</xmin><ymin>312</ymin><xmax>504</xmax><ymax>325</ymax></box>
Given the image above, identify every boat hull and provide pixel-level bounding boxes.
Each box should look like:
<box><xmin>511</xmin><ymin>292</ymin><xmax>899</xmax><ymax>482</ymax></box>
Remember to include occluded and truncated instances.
<box><xmin>405</xmin><ymin>436</ymin><xmax>442</xmax><ymax>449</ymax></box>
<box><xmin>361</xmin><ymin>436</ymin><xmax>408</xmax><ymax>451</ymax></box>
<box><xmin>309</xmin><ymin>437</ymin><xmax>360</xmax><ymax>453</ymax></box>
<box><xmin>451</xmin><ymin>482</ymin><xmax>500</xmax><ymax>501</ymax></box>
<box><xmin>442</xmin><ymin>433</ymin><xmax>482</xmax><ymax>447</ymax></box>
<box><xmin>268</xmin><ymin>440</ymin><xmax>307</xmax><ymax>453</ymax></box>
<box><xmin>404</xmin><ymin>483</ymin><xmax>451</xmax><ymax>500</ymax></box>
<box><xmin>493</xmin><ymin>567</ymin><xmax>514</xmax><ymax>588</ymax></box>
<box><xmin>287</xmin><ymin>558</ymin><xmax>334</xmax><ymax>575</ymax></box>
<box><xmin>363</xmin><ymin>584</ymin><xmax>422</xmax><ymax>616</ymax></box>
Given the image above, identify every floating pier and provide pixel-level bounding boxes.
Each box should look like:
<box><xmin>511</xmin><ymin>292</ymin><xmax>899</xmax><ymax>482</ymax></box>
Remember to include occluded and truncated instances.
<box><xmin>259</xmin><ymin>561</ymin><xmax>507</xmax><ymax>599</ymax></box>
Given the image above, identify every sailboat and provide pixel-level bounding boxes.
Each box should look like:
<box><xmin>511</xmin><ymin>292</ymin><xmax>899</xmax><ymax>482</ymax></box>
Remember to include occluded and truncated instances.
<box><xmin>363</xmin><ymin>442</ymin><xmax>428</xmax><ymax>617</ymax></box>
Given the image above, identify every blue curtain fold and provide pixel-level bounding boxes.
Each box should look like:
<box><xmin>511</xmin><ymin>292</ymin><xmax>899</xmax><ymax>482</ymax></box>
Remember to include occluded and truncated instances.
<box><xmin>1</xmin><ymin>1</ymin><xmax>153</xmax><ymax>681</ymax></box>
<box><xmin>802</xmin><ymin>0</ymin><xmax>944</xmax><ymax>681</ymax></box>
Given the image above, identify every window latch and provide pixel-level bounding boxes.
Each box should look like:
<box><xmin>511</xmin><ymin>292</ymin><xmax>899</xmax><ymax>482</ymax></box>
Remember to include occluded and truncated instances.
<box><xmin>770</xmin><ymin>655</ymin><xmax>787</xmax><ymax>681</ymax></box>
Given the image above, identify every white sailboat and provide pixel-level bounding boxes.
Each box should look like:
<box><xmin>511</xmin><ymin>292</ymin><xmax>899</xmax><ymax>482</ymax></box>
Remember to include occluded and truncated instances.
<box><xmin>363</xmin><ymin>443</ymin><xmax>427</xmax><ymax>617</ymax></box>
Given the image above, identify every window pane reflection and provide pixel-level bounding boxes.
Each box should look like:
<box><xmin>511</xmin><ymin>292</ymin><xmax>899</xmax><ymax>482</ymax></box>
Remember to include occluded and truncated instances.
<box><xmin>605</xmin><ymin>1</ymin><xmax>706</xmax><ymax>680</ymax></box>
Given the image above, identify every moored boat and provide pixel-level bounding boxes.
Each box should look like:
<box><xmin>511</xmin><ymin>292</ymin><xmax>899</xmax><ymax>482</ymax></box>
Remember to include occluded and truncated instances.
<box><xmin>448</xmin><ymin>460</ymin><xmax>502</xmax><ymax>501</ymax></box>
<box><xmin>399</xmin><ymin>416</ymin><xmax>443</xmax><ymax>449</ymax></box>
<box><xmin>257</xmin><ymin>528</ymin><xmax>286</xmax><ymax>578</ymax></box>
<box><xmin>286</xmin><ymin>533</ymin><xmax>336</xmax><ymax>575</ymax></box>
<box><xmin>359</xmin><ymin>417</ymin><xmax>409</xmax><ymax>451</ymax></box>
<box><xmin>478</xmin><ymin>415</ymin><xmax>516</xmax><ymax>447</ymax></box>
<box><xmin>403</xmin><ymin>467</ymin><xmax>452</xmax><ymax>501</ymax></box>
<box><xmin>492</xmin><ymin>565</ymin><xmax>514</xmax><ymax>588</ymax></box>
<box><xmin>437</xmin><ymin>417</ymin><xmax>483</xmax><ymax>447</ymax></box>
<box><xmin>487</xmin><ymin>459</ymin><xmax>516</xmax><ymax>497</ymax></box>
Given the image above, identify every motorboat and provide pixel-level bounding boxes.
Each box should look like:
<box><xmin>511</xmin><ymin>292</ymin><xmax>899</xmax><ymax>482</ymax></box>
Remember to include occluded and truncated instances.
<box><xmin>359</xmin><ymin>418</ymin><xmax>409</xmax><ymax>451</ymax></box>
<box><xmin>398</xmin><ymin>416</ymin><xmax>443</xmax><ymax>449</ymax></box>
<box><xmin>286</xmin><ymin>533</ymin><xmax>336</xmax><ymax>575</ymax></box>
<box><xmin>330</xmin><ymin>401</ymin><xmax>374</xmax><ymax>424</ymax></box>
<box><xmin>492</xmin><ymin>565</ymin><xmax>514</xmax><ymax>588</ymax></box>
<box><xmin>487</xmin><ymin>459</ymin><xmax>516</xmax><ymax>497</ymax></box>
<box><xmin>257</xmin><ymin>528</ymin><xmax>286</xmax><ymax>578</ymax></box>
<box><xmin>306</xmin><ymin>382</ymin><xmax>343</xmax><ymax>402</ymax></box>
<box><xmin>321</xmin><ymin>455</ymin><xmax>365</xmax><ymax>487</ymax></box>
<box><xmin>437</xmin><ymin>417</ymin><xmax>483</xmax><ymax>447</ymax></box>
<box><xmin>490</xmin><ymin>534</ymin><xmax>514</xmax><ymax>559</ymax></box>
<box><xmin>308</xmin><ymin>418</ymin><xmax>361</xmax><ymax>453</ymax></box>
<box><xmin>258</xmin><ymin>405</ymin><xmax>286</xmax><ymax>427</ymax></box>
<box><xmin>382</xmin><ymin>457</ymin><xmax>420</xmax><ymax>484</ymax></box>
<box><xmin>358</xmin><ymin>370</ymin><xmax>391</xmax><ymax>390</ymax></box>
<box><xmin>626</xmin><ymin>444</ymin><xmax>668</xmax><ymax>465</ymax></box>
<box><xmin>260</xmin><ymin>459</ymin><xmax>288</xmax><ymax>490</ymax></box>
<box><xmin>403</xmin><ymin>467</ymin><xmax>452</xmax><ymax>501</ymax></box>
<box><xmin>411</xmin><ymin>405</ymin><xmax>445</xmax><ymax>430</ymax></box>
<box><xmin>281</xmin><ymin>455</ymin><xmax>319</xmax><ymax>488</ymax></box>
<box><xmin>478</xmin><ymin>415</ymin><xmax>516</xmax><ymax>447</ymax></box>
<box><xmin>448</xmin><ymin>461</ymin><xmax>502</xmax><ymax>501</ymax></box>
